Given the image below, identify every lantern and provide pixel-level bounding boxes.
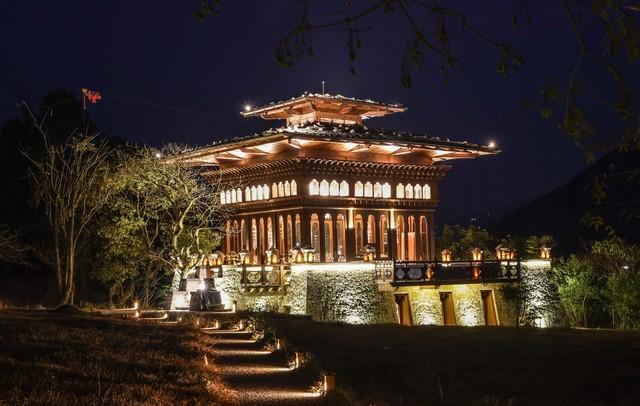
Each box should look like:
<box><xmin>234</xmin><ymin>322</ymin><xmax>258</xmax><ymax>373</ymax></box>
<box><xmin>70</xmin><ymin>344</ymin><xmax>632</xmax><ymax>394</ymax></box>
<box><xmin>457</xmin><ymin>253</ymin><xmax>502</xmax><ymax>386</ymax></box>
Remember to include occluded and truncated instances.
<box><xmin>440</xmin><ymin>249</ymin><xmax>452</xmax><ymax>262</ymax></box>
<box><xmin>472</xmin><ymin>266</ymin><xmax>481</xmax><ymax>279</ymax></box>
<box><xmin>362</xmin><ymin>245</ymin><xmax>376</xmax><ymax>262</ymax></box>
<box><xmin>471</xmin><ymin>247</ymin><xmax>483</xmax><ymax>262</ymax></box>
<box><xmin>239</xmin><ymin>250</ymin><xmax>250</xmax><ymax>264</ymax></box>
<box><xmin>266</xmin><ymin>247</ymin><xmax>280</xmax><ymax>264</ymax></box>
<box><xmin>301</xmin><ymin>246</ymin><xmax>316</xmax><ymax>262</ymax></box>
<box><xmin>540</xmin><ymin>245</ymin><xmax>551</xmax><ymax>260</ymax></box>
<box><xmin>212</xmin><ymin>251</ymin><xmax>225</xmax><ymax>266</ymax></box>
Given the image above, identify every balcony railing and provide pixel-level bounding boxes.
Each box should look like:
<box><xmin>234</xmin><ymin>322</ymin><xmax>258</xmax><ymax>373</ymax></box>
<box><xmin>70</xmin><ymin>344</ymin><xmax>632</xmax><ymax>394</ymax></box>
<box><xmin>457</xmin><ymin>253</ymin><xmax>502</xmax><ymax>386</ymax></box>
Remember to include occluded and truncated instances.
<box><xmin>240</xmin><ymin>264</ymin><xmax>292</xmax><ymax>293</ymax></box>
<box><xmin>376</xmin><ymin>260</ymin><xmax>520</xmax><ymax>286</ymax></box>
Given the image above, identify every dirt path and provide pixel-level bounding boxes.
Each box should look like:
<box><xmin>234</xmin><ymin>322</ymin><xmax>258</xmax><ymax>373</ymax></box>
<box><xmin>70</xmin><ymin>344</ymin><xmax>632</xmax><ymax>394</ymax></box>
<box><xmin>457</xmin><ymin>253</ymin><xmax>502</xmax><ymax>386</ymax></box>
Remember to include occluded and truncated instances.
<box><xmin>206</xmin><ymin>328</ymin><xmax>324</xmax><ymax>405</ymax></box>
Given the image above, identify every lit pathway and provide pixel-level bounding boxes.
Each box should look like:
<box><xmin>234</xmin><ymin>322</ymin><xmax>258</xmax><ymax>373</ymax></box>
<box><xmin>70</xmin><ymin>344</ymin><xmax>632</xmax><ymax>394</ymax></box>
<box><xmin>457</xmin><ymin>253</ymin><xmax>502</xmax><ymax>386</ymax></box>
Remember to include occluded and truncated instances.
<box><xmin>206</xmin><ymin>328</ymin><xmax>324</xmax><ymax>405</ymax></box>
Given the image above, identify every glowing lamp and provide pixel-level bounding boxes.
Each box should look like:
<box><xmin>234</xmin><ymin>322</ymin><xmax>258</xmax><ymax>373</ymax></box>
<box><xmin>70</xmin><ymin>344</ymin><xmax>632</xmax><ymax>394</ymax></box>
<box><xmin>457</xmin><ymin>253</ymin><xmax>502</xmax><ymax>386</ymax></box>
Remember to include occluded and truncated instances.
<box><xmin>294</xmin><ymin>352</ymin><xmax>301</xmax><ymax>369</ymax></box>
<box><xmin>239</xmin><ymin>320</ymin><xmax>245</xmax><ymax>330</ymax></box>
<box><xmin>232</xmin><ymin>301</ymin><xmax>237</xmax><ymax>313</ymax></box>
<box><xmin>323</xmin><ymin>373</ymin><xmax>336</xmax><ymax>394</ymax></box>
<box><xmin>426</xmin><ymin>265</ymin><xmax>435</xmax><ymax>280</ymax></box>
<box><xmin>488</xmin><ymin>141</ymin><xmax>496</xmax><ymax>149</ymax></box>
<box><xmin>133</xmin><ymin>300</ymin><xmax>139</xmax><ymax>310</ymax></box>
<box><xmin>471</xmin><ymin>247</ymin><xmax>483</xmax><ymax>262</ymax></box>
<box><xmin>203</xmin><ymin>354</ymin><xmax>209</xmax><ymax>366</ymax></box>
<box><xmin>472</xmin><ymin>266</ymin><xmax>482</xmax><ymax>279</ymax></box>
<box><xmin>540</xmin><ymin>246</ymin><xmax>551</xmax><ymax>260</ymax></box>
<box><xmin>154</xmin><ymin>152</ymin><xmax>162</xmax><ymax>159</ymax></box>
<box><xmin>214</xmin><ymin>320</ymin><xmax>220</xmax><ymax>329</ymax></box>
<box><xmin>244</xmin><ymin>104</ymin><xmax>252</xmax><ymax>112</ymax></box>
<box><xmin>440</xmin><ymin>249</ymin><xmax>452</xmax><ymax>262</ymax></box>
<box><xmin>276</xmin><ymin>338</ymin><xmax>284</xmax><ymax>350</ymax></box>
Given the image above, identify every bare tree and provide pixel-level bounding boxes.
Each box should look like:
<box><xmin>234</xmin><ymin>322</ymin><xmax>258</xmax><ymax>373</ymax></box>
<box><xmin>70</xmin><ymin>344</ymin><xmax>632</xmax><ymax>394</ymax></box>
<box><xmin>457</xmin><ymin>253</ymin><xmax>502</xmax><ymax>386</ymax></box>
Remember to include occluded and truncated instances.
<box><xmin>22</xmin><ymin>104</ymin><xmax>115</xmax><ymax>305</ymax></box>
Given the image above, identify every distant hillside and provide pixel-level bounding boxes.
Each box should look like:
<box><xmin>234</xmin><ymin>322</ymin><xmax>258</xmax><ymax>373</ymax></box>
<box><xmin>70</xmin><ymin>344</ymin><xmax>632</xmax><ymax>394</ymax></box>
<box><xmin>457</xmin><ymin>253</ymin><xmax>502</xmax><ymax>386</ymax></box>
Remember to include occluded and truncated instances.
<box><xmin>492</xmin><ymin>150</ymin><xmax>640</xmax><ymax>255</ymax></box>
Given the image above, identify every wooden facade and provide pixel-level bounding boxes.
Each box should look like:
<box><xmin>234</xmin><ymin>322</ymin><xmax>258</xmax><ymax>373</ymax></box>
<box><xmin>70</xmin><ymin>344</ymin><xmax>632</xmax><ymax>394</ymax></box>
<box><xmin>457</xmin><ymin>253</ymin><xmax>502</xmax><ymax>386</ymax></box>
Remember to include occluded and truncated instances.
<box><xmin>180</xmin><ymin>93</ymin><xmax>499</xmax><ymax>265</ymax></box>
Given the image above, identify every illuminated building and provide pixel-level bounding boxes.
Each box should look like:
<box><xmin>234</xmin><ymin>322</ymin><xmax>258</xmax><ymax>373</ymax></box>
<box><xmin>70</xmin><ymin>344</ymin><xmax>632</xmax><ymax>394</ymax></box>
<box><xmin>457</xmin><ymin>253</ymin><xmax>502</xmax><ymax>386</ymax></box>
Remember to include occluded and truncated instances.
<box><xmin>172</xmin><ymin>92</ymin><xmax>548</xmax><ymax>326</ymax></box>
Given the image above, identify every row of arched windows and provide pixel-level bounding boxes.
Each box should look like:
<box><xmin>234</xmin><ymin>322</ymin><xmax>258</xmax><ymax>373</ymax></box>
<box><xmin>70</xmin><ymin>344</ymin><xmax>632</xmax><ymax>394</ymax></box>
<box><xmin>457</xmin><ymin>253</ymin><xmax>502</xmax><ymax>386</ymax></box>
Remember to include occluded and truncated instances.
<box><xmin>220</xmin><ymin>180</ymin><xmax>298</xmax><ymax>205</ymax></box>
<box><xmin>396</xmin><ymin>183</ymin><xmax>431</xmax><ymax>199</ymax></box>
<box><xmin>270</xmin><ymin>180</ymin><xmax>298</xmax><ymax>199</ymax></box>
<box><xmin>308</xmin><ymin>179</ymin><xmax>431</xmax><ymax>199</ymax></box>
<box><xmin>226</xmin><ymin>212</ymin><xmax>431</xmax><ymax>263</ymax></box>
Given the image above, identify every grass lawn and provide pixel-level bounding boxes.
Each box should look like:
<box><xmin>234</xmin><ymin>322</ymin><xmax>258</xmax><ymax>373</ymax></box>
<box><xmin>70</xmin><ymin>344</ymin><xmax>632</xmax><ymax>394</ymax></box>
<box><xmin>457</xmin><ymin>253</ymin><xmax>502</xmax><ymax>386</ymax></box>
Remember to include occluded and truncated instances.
<box><xmin>0</xmin><ymin>308</ymin><xmax>235</xmax><ymax>405</ymax></box>
<box><xmin>264</xmin><ymin>315</ymin><xmax>640</xmax><ymax>405</ymax></box>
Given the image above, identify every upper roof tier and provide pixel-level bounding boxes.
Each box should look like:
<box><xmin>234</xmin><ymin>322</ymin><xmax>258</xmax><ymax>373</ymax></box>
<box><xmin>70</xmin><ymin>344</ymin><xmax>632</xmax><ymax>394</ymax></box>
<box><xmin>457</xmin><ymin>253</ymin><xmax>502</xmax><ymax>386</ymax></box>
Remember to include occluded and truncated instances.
<box><xmin>241</xmin><ymin>92</ymin><xmax>406</xmax><ymax>126</ymax></box>
<box><xmin>177</xmin><ymin>122</ymin><xmax>499</xmax><ymax>168</ymax></box>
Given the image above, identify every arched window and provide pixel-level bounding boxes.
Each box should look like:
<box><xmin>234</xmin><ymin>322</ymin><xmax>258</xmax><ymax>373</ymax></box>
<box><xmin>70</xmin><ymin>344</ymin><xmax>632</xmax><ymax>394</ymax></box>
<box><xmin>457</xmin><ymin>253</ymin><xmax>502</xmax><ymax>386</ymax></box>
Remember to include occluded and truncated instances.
<box><xmin>225</xmin><ymin>221</ymin><xmax>231</xmax><ymax>254</ymax></box>
<box><xmin>295</xmin><ymin>214</ymin><xmax>302</xmax><ymax>246</ymax></box>
<box><xmin>291</xmin><ymin>180</ymin><xmax>298</xmax><ymax>195</ymax></box>
<box><xmin>225</xmin><ymin>190</ymin><xmax>232</xmax><ymax>204</ymax></box>
<box><xmin>396</xmin><ymin>215</ymin><xmax>406</xmax><ymax>261</ymax></box>
<box><xmin>420</xmin><ymin>216</ymin><xmax>428</xmax><ymax>260</ymax></box>
<box><xmin>339</xmin><ymin>181</ymin><xmax>349</xmax><ymax>196</ymax></box>
<box><xmin>232</xmin><ymin>220</ymin><xmax>239</xmax><ymax>252</ymax></box>
<box><xmin>241</xmin><ymin>219</ymin><xmax>248</xmax><ymax>251</ymax></box>
<box><xmin>364</xmin><ymin>181</ymin><xmax>373</xmax><ymax>197</ymax></box>
<box><xmin>423</xmin><ymin>184</ymin><xmax>431</xmax><ymax>199</ymax></box>
<box><xmin>236</xmin><ymin>188</ymin><xmax>242</xmax><ymax>203</ymax></box>
<box><xmin>355</xmin><ymin>214</ymin><xmax>364</xmax><ymax>256</ymax></box>
<box><xmin>323</xmin><ymin>213</ymin><xmax>334</xmax><ymax>262</ymax></box>
<box><xmin>251</xmin><ymin>186</ymin><xmax>258</xmax><ymax>201</ymax></box>
<box><xmin>396</xmin><ymin>183</ymin><xmax>405</xmax><ymax>198</ymax></box>
<box><xmin>287</xmin><ymin>215</ymin><xmax>293</xmax><ymax>251</ymax></box>
<box><xmin>355</xmin><ymin>181</ymin><xmax>364</xmax><ymax>197</ymax></box>
<box><xmin>259</xmin><ymin>218</ymin><xmax>265</xmax><ymax>258</ymax></box>
<box><xmin>310</xmin><ymin>214</ymin><xmax>320</xmax><ymax>257</ymax></box>
<box><xmin>245</xmin><ymin>187</ymin><xmax>251</xmax><ymax>201</ymax></box>
<box><xmin>405</xmin><ymin>184</ymin><xmax>413</xmax><ymax>199</ymax></box>
<box><xmin>272</xmin><ymin>183</ymin><xmax>278</xmax><ymax>198</ymax></box>
<box><xmin>285</xmin><ymin>181</ymin><xmax>291</xmax><ymax>196</ymax></box>
<box><xmin>408</xmin><ymin>216</ymin><xmax>416</xmax><ymax>260</ymax></box>
<box><xmin>278</xmin><ymin>215</ymin><xmax>285</xmax><ymax>254</ymax></box>
<box><xmin>414</xmin><ymin>184</ymin><xmax>422</xmax><ymax>199</ymax></box>
<box><xmin>257</xmin><ymin>186</ymin><xmax>264</xmax><ymax>200</ymax></box>
<box><xmin>251</xmin><ymin>218</ymin><xmax>258</xmax><ymax>258</ymax></box>
<box><xmin>263</xmin><ymin>184</ymin><xmax>269</xmax><ymax>199</ymax></box>
<box><xmin>230</xmin><ymin>190</ymin><xmax>236</xmax><ymax>203</ymax></box>
<box><xmin>320</xmin><ymin>180</ymin><xmax>330</xmax><ymax>196</ymax></box>
<box><xmin>267</xmin><ymin>217</ymin><xmax>274</xmax><ymax>249</ymax></box>
<box><xmin>367</xmin><ymin>214</ymin><xmax>376</xmax><ymax>244</ymax></box>
<box><xmin>329</xmin><ymin>180</ymin><xmax>339</xmax><ymax>196</ymax></box>
<box><xmin>336</xmin><ymin>213</ymin><xmax>346</xmax><ymax>258</ymax></box>
<box><xmin>278</xmin><ymin>182</ymin><xmax>285</xmax><ymax>197</ymax></box>
<box><xmin>374</xmin><ymin>182</ymin><xmax>382</xmax><ymax>198</ymax></box>
<box><xmin>220</xmin><ymin>191</ymin><xmax>226</xmax><ymax>205</ymax></box>
<box><xmin>309</xmin><ymin>179</ymin><xmax>319</xmax><ymax>195</ymax></box>
<box><xmin>382</xmin><ymin>183</ymin><xmax>391</xmax><ymax>198</ymax></box>
<box><xmin>380</xmin><ymin>215</ymin><xmax>388</xmax><ymax>257</ymax></box>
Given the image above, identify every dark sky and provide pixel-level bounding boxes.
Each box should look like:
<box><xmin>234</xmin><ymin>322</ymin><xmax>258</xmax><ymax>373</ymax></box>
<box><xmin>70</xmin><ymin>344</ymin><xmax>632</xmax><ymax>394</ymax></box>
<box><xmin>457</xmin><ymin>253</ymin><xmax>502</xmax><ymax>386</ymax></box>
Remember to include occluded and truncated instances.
<box><xmin>0</xmin><ymin>1</ymin><xmax>588</xmax><ymax>223</ymax></box>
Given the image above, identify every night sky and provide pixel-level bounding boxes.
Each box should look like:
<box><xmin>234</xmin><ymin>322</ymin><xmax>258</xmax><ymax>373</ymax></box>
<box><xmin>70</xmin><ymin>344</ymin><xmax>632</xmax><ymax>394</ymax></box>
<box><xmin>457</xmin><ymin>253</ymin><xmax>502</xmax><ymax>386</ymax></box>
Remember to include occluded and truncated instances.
<box><xmin>0</xmin><ymin>1</ymin><xmax>588</xmax><ymax>224</ymax></box>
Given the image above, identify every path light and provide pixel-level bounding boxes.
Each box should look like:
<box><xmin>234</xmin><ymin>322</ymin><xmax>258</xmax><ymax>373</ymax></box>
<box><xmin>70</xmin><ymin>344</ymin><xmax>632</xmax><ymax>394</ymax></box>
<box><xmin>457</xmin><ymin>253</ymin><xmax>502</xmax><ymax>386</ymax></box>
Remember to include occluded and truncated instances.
<box><xmin>239</xmin><ymin>320</ymin><xmax>245</xmax><ymax>330</ymax></box>
<box><xmin>134</xmin><ymin>310</ymin><xmax>140</xmax><ymax>318</ymax></box>
<box><xmin>294</xmin><ymin>352</ymin><xmax>302</xmax><ymax>369</ymax></box>
<box><xmin>214</xmin><ymin>320</ymin><xmax>220</xmax><ymax>329</ymax></box>
<box><xmin>244</xmin><ymin>104</ymin><xmax>252</xmax><ymax>112</ymax></box>
<box><xmin>133</xmin><ymin>300</ymin><xmax>139</xmax><ymax>310</ymax></box>
<box><xmin>488</xmin><ymin>140</ymin><xmax>496</xmax><ymax>149</ymax></box>
<box><xmin>323</xmin><ymin>373</ymin><xmax>336</xmax><ymax>394</ymax></box>
<box><xmin>276</xmin><ymin>338</ymin><xmax>284</xmax><ymax>351</ymax></box>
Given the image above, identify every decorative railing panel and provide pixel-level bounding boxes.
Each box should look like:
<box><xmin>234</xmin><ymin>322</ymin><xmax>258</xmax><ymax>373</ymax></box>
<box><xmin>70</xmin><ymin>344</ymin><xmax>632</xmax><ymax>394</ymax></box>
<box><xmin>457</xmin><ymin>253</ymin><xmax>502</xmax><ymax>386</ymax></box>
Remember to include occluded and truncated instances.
<box><xmin>377</xmin><ymin>260</ymin><xmax>520</xmax><ymax>285</ymax></box>
<box><xmin>241</xmin><ymin>264</ymin><xmax>291</xmax><ymax>291</ymax></box>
